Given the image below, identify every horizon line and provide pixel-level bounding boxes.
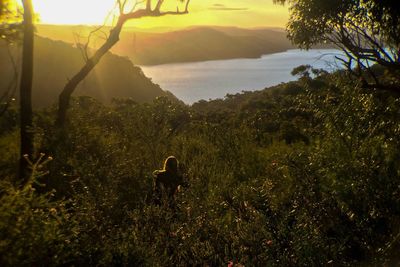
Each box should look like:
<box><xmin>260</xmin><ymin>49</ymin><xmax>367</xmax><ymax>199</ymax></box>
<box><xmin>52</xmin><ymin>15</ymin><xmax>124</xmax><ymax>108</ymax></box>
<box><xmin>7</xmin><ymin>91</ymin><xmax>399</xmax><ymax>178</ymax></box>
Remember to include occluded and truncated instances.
<box><xmin>36</xmin><ymin>23</ymin><xmax>286</xmax><ymax>31</ymax></box>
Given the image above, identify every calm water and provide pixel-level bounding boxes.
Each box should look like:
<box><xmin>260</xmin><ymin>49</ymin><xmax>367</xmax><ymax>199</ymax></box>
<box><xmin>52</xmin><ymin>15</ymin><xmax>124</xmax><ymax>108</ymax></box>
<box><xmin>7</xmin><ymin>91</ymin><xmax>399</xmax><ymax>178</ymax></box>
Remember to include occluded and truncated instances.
<box><xmin>140</xmin><ymin>49</ymin><xmax>345</xmax><ymax>104</ymax></box>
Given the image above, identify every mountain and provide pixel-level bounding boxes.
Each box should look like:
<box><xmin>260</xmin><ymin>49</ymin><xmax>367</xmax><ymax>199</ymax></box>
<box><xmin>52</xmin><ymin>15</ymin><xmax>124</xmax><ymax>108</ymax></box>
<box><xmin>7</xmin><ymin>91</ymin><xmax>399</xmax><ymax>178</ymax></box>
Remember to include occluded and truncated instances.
<box><xmin>116</xmin><ymin>27</ymin><xmax>295</xmax><ymax>65</ymax></box>
<box><xmin>36</xmin><ymin>25</ymin><xmax>296</xmax><ymax>65</ymax></box>
<box><xmin>0</xmin><ymin>36</ymin><xmax>172</xmax><ymax>108</ymax></box>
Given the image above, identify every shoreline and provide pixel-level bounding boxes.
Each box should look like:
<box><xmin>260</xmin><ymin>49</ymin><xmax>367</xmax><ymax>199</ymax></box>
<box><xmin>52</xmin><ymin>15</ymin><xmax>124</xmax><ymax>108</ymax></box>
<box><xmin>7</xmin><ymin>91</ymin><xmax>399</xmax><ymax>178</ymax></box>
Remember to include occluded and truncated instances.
<box><xmin>138</xmin><ymin>48</ymin><xmax>341</xmax><ymax>68</ymax></box>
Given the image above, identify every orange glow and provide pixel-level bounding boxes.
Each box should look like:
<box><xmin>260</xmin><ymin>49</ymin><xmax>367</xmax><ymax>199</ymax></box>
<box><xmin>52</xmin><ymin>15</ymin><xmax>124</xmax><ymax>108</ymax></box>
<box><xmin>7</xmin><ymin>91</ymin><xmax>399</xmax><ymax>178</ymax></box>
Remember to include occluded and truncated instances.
<box><xmin>32</xmin><ymin>0</ymin><xmax>288</xmax><ymax>29</ymax></box>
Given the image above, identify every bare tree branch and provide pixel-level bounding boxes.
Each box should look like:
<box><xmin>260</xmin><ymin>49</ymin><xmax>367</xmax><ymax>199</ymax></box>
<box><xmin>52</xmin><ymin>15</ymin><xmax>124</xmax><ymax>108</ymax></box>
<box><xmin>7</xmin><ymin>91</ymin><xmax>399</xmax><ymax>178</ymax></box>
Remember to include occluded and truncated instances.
<box><xmin>154</xmin><ymin>0</ymin><xmax>165</xmax><ymax>12</ymax></box>
<box><xmin>56</xmin><ymin>0</ymin><xmax>192</xmax><ymax>126</ymax></box>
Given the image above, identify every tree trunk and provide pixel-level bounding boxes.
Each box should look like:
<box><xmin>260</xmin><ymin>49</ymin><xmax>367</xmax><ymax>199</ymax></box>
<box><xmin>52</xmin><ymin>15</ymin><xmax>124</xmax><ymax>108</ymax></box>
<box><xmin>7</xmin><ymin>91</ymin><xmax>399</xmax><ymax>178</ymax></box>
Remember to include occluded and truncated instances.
<box><xmin>55</xmin><ymin>3</ymin><xmax>190</xmax><ymax>127</ymax></box>
<box><xmin>19</xmin><ymin>0</ymin><xmax>35</xmax><ymax>182</ymax></box>
<box><xmin>55</xmin><ymin>22</ymin><xmax>123</xmax><ymax>127</ymax></box>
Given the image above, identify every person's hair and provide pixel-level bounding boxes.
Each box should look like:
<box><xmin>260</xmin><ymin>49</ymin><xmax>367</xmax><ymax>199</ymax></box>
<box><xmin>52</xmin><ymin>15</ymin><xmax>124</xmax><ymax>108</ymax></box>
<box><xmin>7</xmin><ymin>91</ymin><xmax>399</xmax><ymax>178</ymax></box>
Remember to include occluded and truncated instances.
<box><xmin>163</xmin><ymin>156</ymin><xmax>178</xmax><ymax>174</ymax></box>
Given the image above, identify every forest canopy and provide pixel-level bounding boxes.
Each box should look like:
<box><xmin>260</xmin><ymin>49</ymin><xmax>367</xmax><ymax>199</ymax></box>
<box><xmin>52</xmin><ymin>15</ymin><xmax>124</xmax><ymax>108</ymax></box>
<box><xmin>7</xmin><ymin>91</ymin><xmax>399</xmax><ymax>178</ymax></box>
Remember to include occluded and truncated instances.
<box><xmin>277</xmin><ymin>0</ymin><xmax>400</xmax><ymax>92</ymax></box>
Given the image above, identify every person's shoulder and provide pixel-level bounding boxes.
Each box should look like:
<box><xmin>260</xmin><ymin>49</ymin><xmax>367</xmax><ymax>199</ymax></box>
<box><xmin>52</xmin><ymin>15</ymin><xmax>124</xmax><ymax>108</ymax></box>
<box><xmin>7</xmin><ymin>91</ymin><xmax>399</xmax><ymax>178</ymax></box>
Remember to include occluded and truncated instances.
<box><xmin>155</xmin><ymin>170</ymin><xmax>168</xmax><ymax>181</ymax></box>
<box><xmin>153</xmin><ymin>169</ymin><xmax>166</xmax><ymax>176</ymax></box>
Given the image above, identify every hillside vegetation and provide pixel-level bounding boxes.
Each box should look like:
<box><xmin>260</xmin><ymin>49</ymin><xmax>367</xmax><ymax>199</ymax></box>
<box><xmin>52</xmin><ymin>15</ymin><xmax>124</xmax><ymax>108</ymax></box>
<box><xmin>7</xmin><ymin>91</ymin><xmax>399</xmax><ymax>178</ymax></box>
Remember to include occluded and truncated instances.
<box><xmin>0</xmin><ymin>37</ymin><xmax>172</xmax><ymax>108</ymax></box>
<box><xmin>1</xmin><ymin>68</ymin><xmax>399</xmax><ymax>266</ymax></box>
<box><xmin>37</xmin><ymin>25</ymin><xmax>296</xmax><ymax>65</ymax></box>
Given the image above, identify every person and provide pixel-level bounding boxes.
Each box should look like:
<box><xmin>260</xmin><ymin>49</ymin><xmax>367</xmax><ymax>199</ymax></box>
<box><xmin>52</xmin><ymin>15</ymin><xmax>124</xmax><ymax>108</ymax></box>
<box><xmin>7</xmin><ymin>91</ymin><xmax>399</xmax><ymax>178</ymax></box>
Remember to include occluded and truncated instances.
<box><xmin>153</xmin><ymin>156</ymin><xmax>184</xmax><ymax>206</ymax></box>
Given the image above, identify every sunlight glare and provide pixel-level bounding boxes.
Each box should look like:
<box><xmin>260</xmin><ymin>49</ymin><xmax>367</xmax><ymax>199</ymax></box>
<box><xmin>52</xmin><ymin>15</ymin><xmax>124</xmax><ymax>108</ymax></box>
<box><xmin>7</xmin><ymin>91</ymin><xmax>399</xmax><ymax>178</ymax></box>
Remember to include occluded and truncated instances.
<box><xmin>31</xmin><ymin>0</ymin><xmax>288</xmax><ymax>29</ymax></box>
<box><xmin>33</xmin><ymin>0</ymin><xmax>118</xmax><ymax>25</ymax></box>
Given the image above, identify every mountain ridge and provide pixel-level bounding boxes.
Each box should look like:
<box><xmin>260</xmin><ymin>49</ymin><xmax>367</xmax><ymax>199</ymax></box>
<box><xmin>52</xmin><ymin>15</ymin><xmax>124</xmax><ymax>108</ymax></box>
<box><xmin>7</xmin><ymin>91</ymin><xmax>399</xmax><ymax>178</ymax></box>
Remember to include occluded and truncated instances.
<box><xmin>36</xmin><ymin>25</ymin><xmax>296</xmax><ymax>65</ymax></box>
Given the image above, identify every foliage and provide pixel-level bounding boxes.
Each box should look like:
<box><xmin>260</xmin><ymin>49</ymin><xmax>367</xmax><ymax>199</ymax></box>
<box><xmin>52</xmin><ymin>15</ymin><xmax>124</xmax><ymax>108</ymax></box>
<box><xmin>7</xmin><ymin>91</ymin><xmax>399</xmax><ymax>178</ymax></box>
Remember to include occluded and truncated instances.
<box><xmin>1</xmin><ymin>69</ymin><xmax>400</xmax><ymax>265</ymax></box>
<box><xmin>278</xmin><ymin>0</ymin><xmax>400</xmax><ymax>92</ymax></box>
<box><xmin>0</xmin><ymin>0</ymin><xmax>22</xmax><ymax>42</ymax></box>
<box><xmin>0</xmin><ymin>154</ymin><xmax>76</xmax><ymax>266</ymax></box>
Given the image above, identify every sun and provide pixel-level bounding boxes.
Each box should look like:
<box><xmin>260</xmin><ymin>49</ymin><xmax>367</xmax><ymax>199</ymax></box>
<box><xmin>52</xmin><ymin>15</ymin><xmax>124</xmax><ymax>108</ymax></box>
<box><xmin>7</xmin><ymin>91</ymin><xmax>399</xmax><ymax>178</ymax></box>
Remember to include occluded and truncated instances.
<box><xmin>33</xmin><ymin>0</ymin><xmax>118</xmax><ymax>25</ymax></box>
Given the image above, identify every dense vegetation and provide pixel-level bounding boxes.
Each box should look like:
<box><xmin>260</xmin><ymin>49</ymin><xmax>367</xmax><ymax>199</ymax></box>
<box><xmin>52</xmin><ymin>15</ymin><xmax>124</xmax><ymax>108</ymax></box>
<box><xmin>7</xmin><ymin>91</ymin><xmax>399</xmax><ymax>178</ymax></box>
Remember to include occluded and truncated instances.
<box><xmin>280</xmin><ymin>0</ymin><xmax>400</xmax><ymax>93</ymax></box>
<box><xmin>1</xmin><ymin>68</ymin><xmax>399</xmax><ymax>266</ymax></box>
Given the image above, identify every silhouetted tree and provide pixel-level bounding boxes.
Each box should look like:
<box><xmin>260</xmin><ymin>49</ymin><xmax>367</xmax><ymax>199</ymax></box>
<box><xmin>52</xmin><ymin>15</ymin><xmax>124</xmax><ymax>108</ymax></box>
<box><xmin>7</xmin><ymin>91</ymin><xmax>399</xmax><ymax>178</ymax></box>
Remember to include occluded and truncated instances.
<box><xmin>19</xmin><ymin>0</ymin><xmax>35</xmax><ymax>182</ymax></box>
<box><xmin>275</xmin><ymin>0</ymin><xmax>400</xmax><ymax>93</ymax></box>
<box><xmin>19</xmin><ymin>0</ymin><xmax>35</xmax><ymax>181</ymax></box>
<box><xmin>56</xmin><ymin>0</ymin><xmax>191</xmax><ymax>126</ymax></box>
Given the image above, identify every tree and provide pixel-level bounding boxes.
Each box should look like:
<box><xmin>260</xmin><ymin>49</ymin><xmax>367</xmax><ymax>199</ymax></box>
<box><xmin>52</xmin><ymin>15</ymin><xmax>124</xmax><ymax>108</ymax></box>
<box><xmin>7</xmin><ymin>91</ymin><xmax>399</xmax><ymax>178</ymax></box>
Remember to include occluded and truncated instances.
<box><xmin>56</xmin><ymin>0</ymin><xmax>191</xmax><ymax>126</ymax></box>
<box><xmin>0</xmin><ymin>0</ymin><xmax>33</xmax><ymax>182</ymax></box>
<box><xmin>275</xmin><ymin>0</ymin><xmax>400</xmax><ymax>93</ymax></box>
<box><xmin>19</xmin><ymin>0</ymin><xmax>35</xmax><ymax>182</ymax></box>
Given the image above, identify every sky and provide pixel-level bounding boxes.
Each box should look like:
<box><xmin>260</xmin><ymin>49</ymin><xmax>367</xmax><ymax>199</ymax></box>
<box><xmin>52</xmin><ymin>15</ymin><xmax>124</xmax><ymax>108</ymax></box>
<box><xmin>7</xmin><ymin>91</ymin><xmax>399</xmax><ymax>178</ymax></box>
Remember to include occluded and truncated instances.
<box><xmin>31</xmin><ymin>0</ymin><xmax>289</xmax><ymax>29</ymax></box>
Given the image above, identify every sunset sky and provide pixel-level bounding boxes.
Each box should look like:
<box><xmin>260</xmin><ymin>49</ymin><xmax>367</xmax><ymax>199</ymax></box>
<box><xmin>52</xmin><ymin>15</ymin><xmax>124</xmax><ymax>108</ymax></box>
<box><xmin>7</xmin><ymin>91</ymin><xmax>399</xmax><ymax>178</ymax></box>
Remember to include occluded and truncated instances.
<box><xmin>32</xmin><ymin>0</ymin><xmax>289</xmax><ymax>29</ymax></box>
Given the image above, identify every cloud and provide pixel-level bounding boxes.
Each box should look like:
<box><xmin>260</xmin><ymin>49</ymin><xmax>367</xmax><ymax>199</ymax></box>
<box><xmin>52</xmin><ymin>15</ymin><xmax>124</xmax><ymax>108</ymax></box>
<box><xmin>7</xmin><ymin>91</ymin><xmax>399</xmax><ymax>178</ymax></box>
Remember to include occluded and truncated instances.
<box><xmin>209</xmin><ymin>3</ymin><xmax>248</xmax><ymax>11</ymax></box>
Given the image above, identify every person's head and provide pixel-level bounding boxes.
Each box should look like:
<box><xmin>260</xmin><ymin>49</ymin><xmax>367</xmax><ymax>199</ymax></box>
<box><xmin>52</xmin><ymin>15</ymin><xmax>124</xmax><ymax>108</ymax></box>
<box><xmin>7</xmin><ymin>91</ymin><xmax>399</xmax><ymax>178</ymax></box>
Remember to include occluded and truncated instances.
<box><xmin>163</xmin><ymin>156</ymin><xmax>178</xmax><ymax>174</ymax></box>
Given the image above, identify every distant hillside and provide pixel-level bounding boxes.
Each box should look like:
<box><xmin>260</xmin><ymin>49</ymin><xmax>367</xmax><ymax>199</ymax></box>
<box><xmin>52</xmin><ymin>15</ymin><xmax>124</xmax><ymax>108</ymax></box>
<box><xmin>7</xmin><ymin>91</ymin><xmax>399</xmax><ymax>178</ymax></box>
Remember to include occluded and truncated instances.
<box><xmin>0</xmin><ymin>36</ymin><xmax>172</xmax><ymax>108</ymax></box>
<box><xmin>36</xmin><ymin>25</ymin><xmax>296</xmax><ymax>65</ymax></box>
<box><xmin>116</xmin><ymin>27</ymin><xmax>295</xmax><ymax>65</ymax></box>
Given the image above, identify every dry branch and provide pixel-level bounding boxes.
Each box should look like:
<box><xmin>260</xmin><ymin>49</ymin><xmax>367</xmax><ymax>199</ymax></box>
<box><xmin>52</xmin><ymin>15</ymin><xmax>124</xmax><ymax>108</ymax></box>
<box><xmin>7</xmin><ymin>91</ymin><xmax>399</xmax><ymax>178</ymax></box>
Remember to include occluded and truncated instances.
<box><xmin>56</xmin><ymin>0</ymin><xmax>191</xmax><ymax>126</ymax></box>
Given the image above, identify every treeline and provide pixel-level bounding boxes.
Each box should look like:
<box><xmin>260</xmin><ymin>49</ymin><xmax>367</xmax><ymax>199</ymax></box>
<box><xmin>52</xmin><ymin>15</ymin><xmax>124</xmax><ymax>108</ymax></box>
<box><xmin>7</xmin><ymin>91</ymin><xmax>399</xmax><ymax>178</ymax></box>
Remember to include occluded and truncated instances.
<box><xmin>1</xmin><ymin>68</ymin><xmax>399</xmax><ymax>266</ymax></box>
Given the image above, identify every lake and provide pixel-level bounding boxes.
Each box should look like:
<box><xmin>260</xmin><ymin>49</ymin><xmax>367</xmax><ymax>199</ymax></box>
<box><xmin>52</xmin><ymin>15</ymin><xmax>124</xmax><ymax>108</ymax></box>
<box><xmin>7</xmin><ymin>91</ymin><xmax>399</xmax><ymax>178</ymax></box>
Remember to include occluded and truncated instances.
<box><xmin>140</xmin><ymin>49</ymin><xmax>345</xmax><ymax>104</ymax></box>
